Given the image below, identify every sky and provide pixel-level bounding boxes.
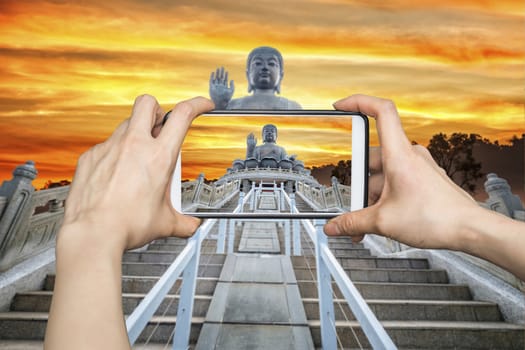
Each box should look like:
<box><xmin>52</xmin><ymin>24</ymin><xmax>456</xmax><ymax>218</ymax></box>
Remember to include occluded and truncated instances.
<box><xmin>0</xmin><ymin>0</ymin><xmax>524</xmax><ymax>189</ymax></box>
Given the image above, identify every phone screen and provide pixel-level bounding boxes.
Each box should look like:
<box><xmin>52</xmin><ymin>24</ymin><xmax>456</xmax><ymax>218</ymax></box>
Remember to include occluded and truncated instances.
<box><xmin>177</xmin><ymin>111</ymin><xmax>368</xmax><ymax>218</ymax></box>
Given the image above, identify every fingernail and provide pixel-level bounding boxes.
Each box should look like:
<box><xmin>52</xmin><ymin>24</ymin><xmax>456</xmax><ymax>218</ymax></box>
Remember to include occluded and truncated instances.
<box><xmin>324</xmin><ymin>221</ymin><xmax>341</xmax><ymax>236</ymax></box>
<box><xmin>332</xmin><ymin>97</ymin><xmax>346</xmax><ymax>108</ymax></box>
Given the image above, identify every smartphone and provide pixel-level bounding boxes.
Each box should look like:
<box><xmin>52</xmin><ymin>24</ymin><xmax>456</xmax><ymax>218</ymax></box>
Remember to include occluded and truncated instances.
<box><xmin>170</xmin><ymin>110</ymin><xmax>368</xmax><ymax>219</ymax></box>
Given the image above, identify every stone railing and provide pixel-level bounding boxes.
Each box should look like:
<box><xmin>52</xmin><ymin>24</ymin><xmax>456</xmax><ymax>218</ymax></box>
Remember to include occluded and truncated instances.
<box><xmin>296</xmin><ymin>176</ymin><xmax>351</xmax><ymax>211</ymax></box>
<box><xmin>372</xmin><ymin>173</ymin><xmax>525</xmax><ymax>291</ymax></box>
<box><xmin>182</xmin><ymin>174</ymin><xmax>241</xmax><ymax>210</ymax></box>
<box><xmin>363</xmin><ymin>173</ymin><xmax>525</xmax><ymax>323</ymax></box>
<box><xmin>0</xmin><ymin>161</ymin><xmax>69</xmax><ymax>272</ymax></box>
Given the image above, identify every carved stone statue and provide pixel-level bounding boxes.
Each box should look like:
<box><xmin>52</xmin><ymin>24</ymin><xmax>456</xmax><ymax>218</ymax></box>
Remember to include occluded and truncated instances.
<box><xmin>246</xmin><ymin>124</ymin><xmax>287</xmax><ymax>162</ymax></box>
<box><xmin>483</xmin><ymin>173</ymin><xmax>525</xmax><ymax>220</ymax></box>
<box><xmin>209</xmin><ymin>46</ymin><xmax>301</xmax><ymax>110</ymax></box>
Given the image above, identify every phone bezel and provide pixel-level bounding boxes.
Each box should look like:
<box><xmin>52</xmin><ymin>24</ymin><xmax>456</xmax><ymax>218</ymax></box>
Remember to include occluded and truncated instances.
<box><xmin>171</xmin><ymin>109</ymin><xmax>369</xmax><ymax>219</ymax></box>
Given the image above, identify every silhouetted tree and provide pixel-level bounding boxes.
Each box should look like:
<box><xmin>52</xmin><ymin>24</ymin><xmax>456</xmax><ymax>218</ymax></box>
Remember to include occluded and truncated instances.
<box><xmin>427</xmin><ymin>133</ymin><xmax>483</xmax><ymax>193</ymax></box>
<box><xmin>331</xmin><ymin>160</ymin><xmax>352</xmax><ymax>185</ymax></box>
<box><xmin>40</xmin><ymin>179</ymin><xmax>71</xmax><ymax>190</ymax></box>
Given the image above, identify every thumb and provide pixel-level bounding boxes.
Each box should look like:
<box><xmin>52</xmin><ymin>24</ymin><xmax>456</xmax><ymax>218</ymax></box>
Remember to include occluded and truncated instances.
<box><xmin>171</xmin><ymin>211</ymin><xmax>202</xmax><ymax>238</ymax></box>
<box><xmin>324</xmin><ymin>207</ymin><xmax>377</xmax><ymax>240</ymax></box>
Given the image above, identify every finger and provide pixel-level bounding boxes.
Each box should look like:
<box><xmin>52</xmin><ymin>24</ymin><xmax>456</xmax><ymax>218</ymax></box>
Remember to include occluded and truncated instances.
<box><xmin>368</xmin><ymin>173</ymin><xmax>384</xmax><ymax>205</ymax></box>
<box><xmin>109</xmin><ymin>118</ymin><xmax>130</xmax><ymax>142</ymax></box>
<box><xmin>159</xmin><ymin>97</ymin><xmax>214</xmax><ymax>153</ymax></box>
<box><xmin>128</xmin><ymin>94</ymin><xmax>160</xmax><ymax>136</ymax></box>
<box><xmin>230</xmin><ymin>80</ymin><xmax>235</xmax><ymax>91</ymax></box>
<box><xmin>224</xmin><ymin>71</ymin><xmax>229</xmax><ymax>86</ymax></box>
<box><xmin>334</xmin><ymin>94</ymin><xmax>411</xmax><ymax>154</ymax></box>
<box><xmin>219</xmin><ymin>67</ymin><xmax>224</xmax><ymax>82</ymax></box>
<box><xmin>210</xmin><ymin>71</ymin><xmax>215</xmax><ymax>83</ymax></box>
<box><xmin>324</xmin><ymin>206</ymin><xmax>378</xmax><ymax>237</ymax></box>
<box><xmin>151</xmin><ymin>105</ymin><xmax>166</xmax><ymax>138</ymax></box>
<box><xmin>369</xmin><ymin>146</ymin><xmax>382</xmax><ymax>174</ymax></box>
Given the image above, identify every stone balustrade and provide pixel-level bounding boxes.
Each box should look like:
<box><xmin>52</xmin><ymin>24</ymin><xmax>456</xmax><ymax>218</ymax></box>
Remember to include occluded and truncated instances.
<box><xmin>0</xmin><ymin>161</ymin><xmax>523</xmax><ymax>296</ymax></box>
<box><xmin>182</xmin><ymin>174</ymin><xmax>241</xmax><ymax>210</ymax></box>
<box><xmin>296</xmin><ymin>176</ymin><xmax>351</xmax><ymax>211</ymax></box>
<box><xmin>372</xmin><ymin>173</ymin><xmax>525</xmax><ymax>294</ymax></box>
<box><xmin>0</xmin><ymin>161</ymin><xmax>69</xmax><ymax>272</ymax></box>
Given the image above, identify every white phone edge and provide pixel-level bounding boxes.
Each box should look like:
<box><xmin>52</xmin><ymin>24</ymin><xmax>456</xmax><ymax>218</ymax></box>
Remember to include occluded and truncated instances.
<box><xmin>351</xmin><ymin>114</ymin><xmax>366</xmax><ymax>211</ymax></box>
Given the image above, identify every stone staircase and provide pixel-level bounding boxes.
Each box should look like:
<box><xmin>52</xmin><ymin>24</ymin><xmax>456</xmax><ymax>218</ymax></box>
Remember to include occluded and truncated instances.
<box><xmin>295</xmin><ymin>236</ymin><xmax>524</xmax><ymax>349</ymax></box>
<box><xmin>0</xmin><ymin>208</ymin><xmax>523</xmax><ymax>348</ymax></box>
<box><xmin>0</xmin><ymin>234</ymin><xmax>224</xmax><ymax>349</ymax></box>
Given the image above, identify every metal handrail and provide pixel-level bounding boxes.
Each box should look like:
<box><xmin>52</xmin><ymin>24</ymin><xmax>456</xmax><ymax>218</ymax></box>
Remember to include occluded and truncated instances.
<box><xmin>282</xmin><ymin>191</ymin><xmax>397</xmax><ymax>349</ymax></box>
<box><xmin>126</xmin><ymin>188</ymin><xmax>254</xmax><ymax>348</ymax></box>
<box><xmin>125</xmin><ymin>217</ymin><xmax>216</xmax><ymax>347</ymax></box>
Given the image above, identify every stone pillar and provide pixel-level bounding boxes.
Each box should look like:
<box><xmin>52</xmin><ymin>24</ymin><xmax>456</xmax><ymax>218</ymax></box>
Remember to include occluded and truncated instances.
<box><xmin>242</xmin><ymin>179</ymin><xmax>251</xmax><ymax>193</ymax></box>
<box><xmin>285</xmin><ymin>180</ymin><xmax>294</xmax><ymax>194</ymax></box>
<box><xmin>331</xmin><ymin>176</ymin><xmax>344</xmax><ymax>209</ymax></box>
<box><xmin>0</xmin><ymin>161</ymin><xmax>38</xmax><ymax>270</ymax></box>
<box><xmin>192</xmin><ymin>173</ymin><xmax>205</xmax><ymax>203</ymax></box>
<box><xmin>484</xmin><ymin>173</ymin><xmax>525</xmax><ymax>220</ymax></box>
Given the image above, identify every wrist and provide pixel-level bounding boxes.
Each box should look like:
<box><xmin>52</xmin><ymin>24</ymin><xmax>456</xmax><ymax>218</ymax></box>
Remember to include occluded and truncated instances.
<box><xmin>456</xmin><ymin>204</ymin><xmax>518</xmax><ymax>266</ymax></box>
<box><xmin>57</xmin><ymin>219</ymin><xmax>127</xmax><ymax>262</ymax></box>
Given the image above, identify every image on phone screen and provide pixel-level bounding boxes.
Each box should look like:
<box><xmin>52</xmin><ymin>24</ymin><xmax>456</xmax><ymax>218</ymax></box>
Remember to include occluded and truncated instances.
<box><xmin>177</xmin><ymin>111</ymin><xmax>368</xmax><ymax>219</ymax></box>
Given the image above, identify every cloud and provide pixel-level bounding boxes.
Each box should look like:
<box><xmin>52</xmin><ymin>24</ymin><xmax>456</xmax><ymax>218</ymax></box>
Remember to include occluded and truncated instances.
<box><xmin>0</xmin><ymin>0</ymin><xmax>523</xmax><ymax>187</ymax></box>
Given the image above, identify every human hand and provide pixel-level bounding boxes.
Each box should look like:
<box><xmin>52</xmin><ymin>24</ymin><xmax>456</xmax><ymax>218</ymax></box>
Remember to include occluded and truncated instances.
<box><xmin>246</xmin><ymin>132</ymin><xmax>257</xmax><ymax>158</ymax></box>
<box><xmin>247</xmin><ymin>132</ymin><xmax>257</xmax><ymax>148</ymax></box>
<box><xmin>61</xmin><ymin>95</ymin><xmax>214</xmax><ymax>252</ymax></box>
<box><xmin>324</xmin><ymin>94</ymin><xmax>479</xmax><ymax>251</ymax></box>
<box><xmin>209</xmin><ymin>67</ymin><xmax>234</xmax><ymax>109</ymax></box>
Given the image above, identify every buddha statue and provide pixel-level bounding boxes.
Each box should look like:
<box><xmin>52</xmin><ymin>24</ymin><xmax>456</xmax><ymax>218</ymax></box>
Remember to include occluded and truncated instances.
<box><xmin>209</xmin><ymin>46</ymin><xmax>302</xmax><ymax>110</ymax></box>
<box><xmin>246</xmin><ymin>124</ymin><xmax>287</xmax><ymax>164</ymax></box>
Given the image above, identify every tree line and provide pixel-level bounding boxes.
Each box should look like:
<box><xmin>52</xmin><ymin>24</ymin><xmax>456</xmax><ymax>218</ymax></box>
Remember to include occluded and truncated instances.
<box><xmin>328</xmin><ymin>133</ymin><xmax>524</xmax><ymax>195</ymax></box>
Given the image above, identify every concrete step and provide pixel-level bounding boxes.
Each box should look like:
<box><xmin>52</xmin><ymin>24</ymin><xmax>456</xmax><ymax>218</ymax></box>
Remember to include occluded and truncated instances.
<box><xmin>300</xmin><ymin>248</ymin><xmax>372</xmax><ymax>258</ymax></box>
<box><xmin>123</xmin><ymin>276</ymin><xmax>218</xmax><ymax>295</ymax></box>
<box><xmin>291</xmin><ymin>255</ymin><xmax>430</xmax><ymax>269</ymax></box>
<box><xmin>122</xmin><ymin>262</ymin><xmax>222</xmax><ymax>277</ymax></box>
<box><xmin>308</xmin><ymin>320</ymin><xmax>524</xmax><ymax>349</ymax></box>
<box><xmin>302</xmin><ymin>298</ymin><xmax>502</xmax><ymax>322</ymax></box>
<box><xmin>0</xmin><ymin>341</ymin><xmax>44</xmax><ymax>350</ymax></box>
<box><xmin>123</xmin><ymin>252</ymin><xmax>226</xmax><ymax>264</ymax></box>
<box><xmin>294</xmin><ymin>267</ymin><xmax>449</xmax><ymax>283</ymax></box>
<box><xmin>0</xmin><ymin>312</ymin><xmax>204</xmax><ymax>344</ymax></box>
<box><xmin>297</xmin><ymin>280</ymin><xmax>472</xmax><ymax>300</ymax></box>
<box><xmin>146</xmin><ymin>244</ymin><xmax>218</xmax><ymax>254</ymax></box>
<box><xmin>196</xmin><ymin>323</ymin><xmax>314</xmax><ymax>350</ymax></box>
<box><xmin>44</xmin><ymin>274</ymin><xmax>218</xmax><ymax>295</ymax></box>
<box><xmin>11</xmin><ymin>291</ymin><xmax>212</xmax><ymax>317</ymax></box>
<box><xmin>299</xmin><ymin>242</ymin><xmax>367</xmax><ymax>250</ymax></box>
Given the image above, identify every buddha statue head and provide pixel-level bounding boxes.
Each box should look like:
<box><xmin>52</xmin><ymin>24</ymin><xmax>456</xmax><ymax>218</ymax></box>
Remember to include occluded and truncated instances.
<box><xmin>262</xmin><ymin>124</ymin><xmax>278</xmax><ymax>144</ymax></box>
<box><xmin>246</xmin><ymin>46</ymin><xmax>284</xmax><ymax>94</ymax></box>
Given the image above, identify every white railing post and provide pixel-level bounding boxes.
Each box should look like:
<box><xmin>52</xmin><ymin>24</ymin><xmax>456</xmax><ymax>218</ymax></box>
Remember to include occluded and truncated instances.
<box><xmin>228</xmin><ymin>219</ymin><xmax>236</xmax><ymax>254</ymax></box>
<box><xmin>293</xmin><ymin>219</ymin><xmax>301</xmax><ymax>256</ymax></box>
<box><xmin>289</xmin><ymin>193</ymin><xmax>302</xmax><ymax>256</ymax></box>
<box><xmin>238</xmin><ymin>191</ymin><xmax>245</xmax><ymax>213</ymax></box>
<box><xmin>280</xmin><ymin>182</ymin><xmax>285</xmax><ymax>210</ymax></box>
<box><xmin>314</xmin><ymin>219</ymin><xmax>337</xmax><ymax>349</ymax></box>
<box><xmin>284</xmin><ymin>219</ymin><xmax>291</xmax><ymax>256</ymax></box>
<box><xmin>172</xmin><ymin>234</ymin><xmax>201</xmax><ymax>349</ymax></box>
<box><xmin>250</xmin><ymin>182</ymin><xmax>256</xmax><ymax>210</ymax></box>
<box><xmin>216</xmin><ymin>219</ymin><xmax>227</xmax><ymax>254</ymax></box>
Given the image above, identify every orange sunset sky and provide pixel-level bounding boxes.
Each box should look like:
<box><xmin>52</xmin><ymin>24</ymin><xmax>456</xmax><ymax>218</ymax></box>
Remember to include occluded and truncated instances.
<box><xmin>0</xmin><ymin>0</ymin><xmax>524</xmax><ymax>189</ymax></box>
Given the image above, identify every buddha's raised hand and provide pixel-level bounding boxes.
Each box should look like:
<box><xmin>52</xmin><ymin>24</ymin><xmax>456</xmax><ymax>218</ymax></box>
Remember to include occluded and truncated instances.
<box><xmin>209</xmin><ymin>67</ymin><xmax>234</xmax><ymax>109</ymax></box>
